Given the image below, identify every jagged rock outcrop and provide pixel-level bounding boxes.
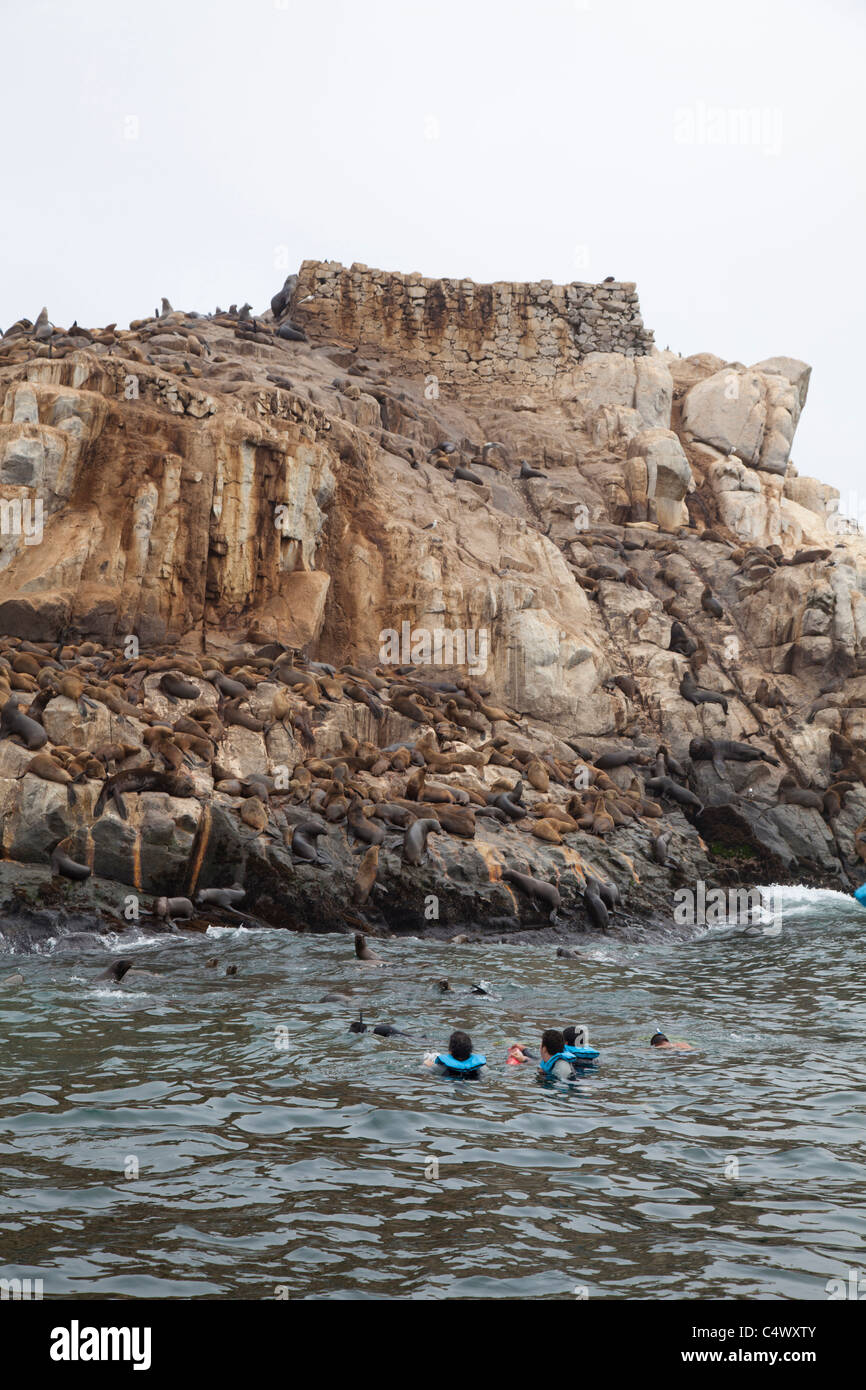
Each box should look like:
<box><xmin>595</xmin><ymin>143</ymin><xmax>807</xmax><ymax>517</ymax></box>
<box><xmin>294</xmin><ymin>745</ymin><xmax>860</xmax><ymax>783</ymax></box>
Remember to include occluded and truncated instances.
<box><xmin>1</xmin><ymin>263</ymin><xmax>865</xmax><ymax>945</ymax></box>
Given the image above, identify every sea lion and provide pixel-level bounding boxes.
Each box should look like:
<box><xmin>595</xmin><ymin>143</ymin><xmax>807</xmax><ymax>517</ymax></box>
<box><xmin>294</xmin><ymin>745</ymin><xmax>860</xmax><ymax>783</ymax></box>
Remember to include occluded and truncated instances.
<box><xmin>652</xmin><ymin>830</ymin><xmax>672</xmax><ymax>866</ymax></box>
<box><xmin>353</xmin><ymin>845</ymin><xmax>380</xmax><ymax>906</ymax></box>
<box><xmin>290</xmin><ymin>822</ymin><xmax>329</xmax><ymax>863</ymax></box>
<box><xmin>778</xmin><ymin>774</ymin><xmax>824</xmax><ymax>810</ymax></box>
<box><xmin>50</xmin><ymin>843</ymin><xmax>91</xmax><ymax>880</ymax></box>
<box><xmin>518</xmin><ymin>460</ymin><xmax>546</xmax><ymax>479</ymax></box>
<box><xmin>594</xmin><ymin>748</ymin><xmax>649</xmax><ymax>770</ymax></box>
<box><xmin>453</xmin><ymin>465</ymin><xmax>484</xmax><ymax>485</ymax></box>
<box><xmin>402</xmin><ymin>817</ymin><xmax>442</xmax><ymax>865</ymax></box>
<box><xmin>502</xmin><ymin>868</ymin><xmax>561</xmax><ymax>913</ymax></box>
<box><xmin>94</xmin><ymin>768</ymin><xmax>195</xmax><ymax>819</ymax></box>
<box><xmin>679</xmin><ymin>674</ymin><xmax>728</xmax><ymax>714</ymax></box>
<box><xmin>159</xmin><ymin>673</ymin><xmax>202</xmax><ymax>701</ymax></box>
<box><xmin>153</xmin><ymin>896</ymin><xmax>195</xmax><ymax>922</ymax></box>
<box><xmin>556</xmin><ymin>947</ymin><xmax>580</xmax><ymax>960</ymax></box>
<box><xmin>689</xmin><ymin>737</ymin><xmax>779</xmax><ymax>778</ymax></box>
<box><xmin>668</xmin><ymin>622</ymin><xmax>697</xmax><ymax>658</ymax></box>
<box><xmin>587</xmin><ymin>876</ymin><xmax>619</xmax><ymax>911</ymax></box>
<box><xmin>196</xmin><ymin>884</ymin><xmax>246</xmax><ymax>909</ymax></box>
<box><xmin>583</xmin><ymin>885</ymin><xmax>609</xmax><ymax>929</ymax></box>
<box><xmin>354</xmin><ymin>933</ymin><xmax>384</xmax><ymax>965</ymax></box>
<box><xmin>0</xmin><ymin>698</ymin><xmax>48</xmax><ymax>749</ymax></box>
<box><xmin>645</xmin><ymin>775</ymin><xmax>704</xmax><ymax>814</ymax></box>
<box><xmin>700</xmin><ymin>587</ymin><xmax>724</xmax><ymax>618</ymax></box>
<box><xmin>94</xmin><ymin>959</ymin><xmax>133</xmax><ymax>983</ymax></box>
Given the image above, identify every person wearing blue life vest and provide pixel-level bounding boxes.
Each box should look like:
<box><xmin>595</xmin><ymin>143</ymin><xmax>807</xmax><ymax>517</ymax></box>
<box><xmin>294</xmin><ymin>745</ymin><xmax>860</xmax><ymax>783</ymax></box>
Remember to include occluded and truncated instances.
<box><xmin>562</xmin><ymin>1025</ymin><xmax>600</xmax><ymax>1064</ymax></box>
<box><xmin>423</xmin><ymin>1029</ymin><xmax>486</xmax><ymax>1077</ymax></box>
<box><xmin>854</xmin><ymin>883</ymin><xmax>866</xmax><ymax>907</ymax></box>
<box><xmin>538</xmin><ymin>1028</ymin><xmax>579</xmax><ymax>1080</ymax></box>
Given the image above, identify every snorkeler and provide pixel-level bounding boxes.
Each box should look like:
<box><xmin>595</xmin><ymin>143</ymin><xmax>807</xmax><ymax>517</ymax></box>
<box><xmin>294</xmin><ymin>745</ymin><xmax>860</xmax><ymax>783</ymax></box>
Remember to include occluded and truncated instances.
<box><xmin>424</xmin><ymin>1029</ymin><xmax>486</xmax><ymax>1076</ymax></box>
<box><xmin>562</xmin><ymin>1025</ymin><xmax>600</xmax><ymax>1062</ymax></box>
<box><xmin>650</xmin><ymin>1031</ymin><xmax>693</xmax><ymax>1051</ymax></box>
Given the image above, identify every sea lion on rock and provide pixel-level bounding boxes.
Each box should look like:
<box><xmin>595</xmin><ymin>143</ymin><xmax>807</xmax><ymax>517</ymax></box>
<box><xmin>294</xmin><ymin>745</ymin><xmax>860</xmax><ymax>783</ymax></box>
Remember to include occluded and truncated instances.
<box><xmin>700</xmin><ymin>587</ymin><xmax>724</xmax><ymax>618</ymax></box>
<box><xmin>154</xmin><ymin>896</ymin><xmax>195</xmax><ymax>923</ymax></box>
<box><xmin>353</xmin><ymin>845</ymin><xmax>380</xmax><ymax>906</ymax></box>
<box><xmin>679</xmin><ymin>675</ymin><xmax>728</xmax><ymax>714</ymax></box>
<box><xmin>502</xmin><ymin>868</ymin><xmax>561</xmax><ymax>914</ymax></box>
<box><xmin>402</xmin><ymin>817</ymin><xmax>442</xmax><ymax>865</ymax></box>
<box><xmin>583</xmin><ymin>884</ymin><xmax>609</xmax><ymax>929</ymax></box>
<box><xmin>689</xmin><ymin>737</ymin><xmax>780</xmax><ymax>778</ymax></box>
<box><xmin>94</xmin><ymin>768</ymin><xmax>195</xmax><ymax>819</ymax></box>
<box><xmin>290</xmin><ymin>822</ymin><xmax>329</xmax><ymax>863</ymax></box>
<box><xmin>669</xmin><ymin>622</ymin><xmax>697</xmax><ymax>658</ymax></box>
<box><xmin>595</xmin><ymin>748</ymin><xmax>650</xmax><ymax>770</ymax></box>
<box><xmin>196</xmin><ymin>884</ymin><xmax>246</xmax><ymax>909</ymax></box>
<box><xmin>778</xmin><ymin>774</ymin><xmax>824</xmax><ymax>810</ymax></box>
<box><xmin>50</xmin><ymin>842</ymin><xmax>91</xmax><ymax>880</ymax></box>
<box><xmin>645</xmin><ymin>775</ymin><xmax>704</xmax><ymax>815</ymax></box>
<box><xmin>159</xmin><ymin>673</ymin><xmax>202</xmax><ymax>701</ymax></box>
<box><xmin>0</xmin><ymin>698</ymin><xmax>48</xmax><ymax>749</ymax></box>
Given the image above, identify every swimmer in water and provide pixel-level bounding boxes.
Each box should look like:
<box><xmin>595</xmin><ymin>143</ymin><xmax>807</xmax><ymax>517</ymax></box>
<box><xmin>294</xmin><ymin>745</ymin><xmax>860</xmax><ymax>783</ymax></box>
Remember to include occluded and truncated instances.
<box><xmin>650</xmin><ymin>1031</ymin><xmax>694</xmax><ymax>1051</ymax></box>
<box><xmin>538</xmin><ymin>1028</ymin><xmax>579</xmax><ymax>1080</ymax></box>
<box><xmin>506</xmin><ymin>1042</ymin><xmax>532</xmax><ymax>1065</ymax></box>
<box><xmin>424</xmin><ymin>1029</ymin><xmax>486</xmax><ymax>1077</ymax></box>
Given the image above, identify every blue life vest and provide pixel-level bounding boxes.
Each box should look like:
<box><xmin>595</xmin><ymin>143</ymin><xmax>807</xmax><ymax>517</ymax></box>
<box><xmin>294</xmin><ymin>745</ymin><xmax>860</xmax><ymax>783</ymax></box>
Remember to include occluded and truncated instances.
<box><xmin>539</xmin><ymin>1051</ymin><xmax>577</xmax><ymax>1077</ymax></box>
<box><xmin>436</xmin><ymin>1052</ymin><xmax>486</xmax><ymax>1073</ymax></box>
<box><xmin>854</xmin><ymin>884</ymin><xmax>866</xmax><ymax>907</ymax></box>
<box><xmin>564</xmin><ymin>1044</ymin><xmax>600</xmax><ymax>1063</ymax></box>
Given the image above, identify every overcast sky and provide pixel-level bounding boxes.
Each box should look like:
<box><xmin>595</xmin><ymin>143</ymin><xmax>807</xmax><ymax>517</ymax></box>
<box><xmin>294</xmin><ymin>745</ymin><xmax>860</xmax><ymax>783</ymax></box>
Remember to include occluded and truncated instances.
<box><xmin>2</xmin><ymin>0</ymin><xmax>863</xmax><ymax>502</ymax></box>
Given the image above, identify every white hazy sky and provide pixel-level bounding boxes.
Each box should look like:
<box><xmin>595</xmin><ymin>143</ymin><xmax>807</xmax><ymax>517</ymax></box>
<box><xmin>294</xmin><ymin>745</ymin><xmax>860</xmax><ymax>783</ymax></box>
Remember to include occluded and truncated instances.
<box><xmin>1</xmin><ymin>0</ymin><xmax>863</xmax><ymax>499</ymax></box>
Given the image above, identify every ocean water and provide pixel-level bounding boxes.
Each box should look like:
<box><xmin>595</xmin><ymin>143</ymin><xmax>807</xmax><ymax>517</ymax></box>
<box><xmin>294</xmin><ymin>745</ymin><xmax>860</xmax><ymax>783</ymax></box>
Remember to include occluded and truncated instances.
<box><xmin>1</xmin><ymin>884</ymin><xmax>864</xmax><ymax>1301</ymax></box>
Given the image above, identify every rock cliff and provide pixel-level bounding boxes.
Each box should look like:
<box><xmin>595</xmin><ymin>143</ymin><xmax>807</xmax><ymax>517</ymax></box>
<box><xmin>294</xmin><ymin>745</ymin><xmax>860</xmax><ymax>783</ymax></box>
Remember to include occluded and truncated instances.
<box><xmin>0</xmin><ymin>265</ymin><xmax>864</xmax><ymax>945</ymax></box>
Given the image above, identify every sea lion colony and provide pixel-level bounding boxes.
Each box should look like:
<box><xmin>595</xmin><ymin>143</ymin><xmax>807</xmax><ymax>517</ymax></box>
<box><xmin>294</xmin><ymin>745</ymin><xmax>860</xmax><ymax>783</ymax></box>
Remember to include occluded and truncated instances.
<box><xmin>2</xmin><ymin>288</ymin><xmax>866</xmax><ymax>939</ymax></box>
<box><xmin>1</xmin><ymin>621</ymin><xmax>864</xmax><ymax>938</ymax></box>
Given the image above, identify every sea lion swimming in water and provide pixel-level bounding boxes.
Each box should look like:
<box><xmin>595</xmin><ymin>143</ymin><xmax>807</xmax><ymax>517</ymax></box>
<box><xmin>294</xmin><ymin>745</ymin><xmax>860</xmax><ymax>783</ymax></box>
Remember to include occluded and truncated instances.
<box><xmin>354</xmin><ymin>932</ymin><xmax>385</xmax><ymax>965</ymax></box>
<box><xmin>94</xmin><ymin>959</ymin><xmax>133</xmax><ymax>983</ymax></box>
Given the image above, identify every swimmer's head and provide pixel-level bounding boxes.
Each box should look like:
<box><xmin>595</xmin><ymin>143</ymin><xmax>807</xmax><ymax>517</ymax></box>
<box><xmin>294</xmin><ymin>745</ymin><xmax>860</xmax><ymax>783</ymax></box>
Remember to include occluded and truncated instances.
<box><xmin>563</xmin><ymin>1025</ymin><xmax>588</xmax><ymax>1047</ymax></box>
<box><xmin>449</xmin><ymin>1029</ymin><xmax>472</xmax><ymax>1061</ymax></box>
<box><xmin>541</xmin><ymin>1028</ymin><xmax>564</xmax><ymax>1061</ymax></box>
<box><xmin>650</xmin><ymin>1032</ymin><xmax>669</xmax><ymax>1046</ymax></box>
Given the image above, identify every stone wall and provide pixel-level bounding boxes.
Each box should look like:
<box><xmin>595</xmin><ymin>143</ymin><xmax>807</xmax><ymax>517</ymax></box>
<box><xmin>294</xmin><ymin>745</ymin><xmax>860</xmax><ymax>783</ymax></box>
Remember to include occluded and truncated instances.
<box><xmin>289</xmin><ymin>260</ymin><xmax>654</xmax><ymax>389</ymax></box>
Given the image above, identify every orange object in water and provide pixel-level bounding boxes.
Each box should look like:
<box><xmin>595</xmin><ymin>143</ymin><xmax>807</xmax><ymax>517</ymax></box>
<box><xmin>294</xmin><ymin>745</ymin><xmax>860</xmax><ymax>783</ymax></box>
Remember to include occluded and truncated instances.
<box><xmin>506</xmin><ymin>1044</ymin><xmax>528</xmax><ymax>1065</ymax></box>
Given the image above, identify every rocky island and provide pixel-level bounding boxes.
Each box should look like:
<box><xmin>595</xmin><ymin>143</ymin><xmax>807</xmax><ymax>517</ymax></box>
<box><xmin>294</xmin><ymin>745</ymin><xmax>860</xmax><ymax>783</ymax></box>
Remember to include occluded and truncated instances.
<box><xmin>1</xmin><ymin>261</ymin><xmax>864</xmax><ymax>949</ymax></box>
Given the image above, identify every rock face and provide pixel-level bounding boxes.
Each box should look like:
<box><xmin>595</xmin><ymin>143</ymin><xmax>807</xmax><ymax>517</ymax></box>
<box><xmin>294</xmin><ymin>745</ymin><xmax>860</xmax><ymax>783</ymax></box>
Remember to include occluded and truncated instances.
<box><xmin>680</xmin><ymin>359</ymin><xmax>811</xmax><ymax>475</ymax></box>
<box><xmin>1</xmin><ymin>264</ymin><xmax>865</xmax><ymax>945</ymax></box>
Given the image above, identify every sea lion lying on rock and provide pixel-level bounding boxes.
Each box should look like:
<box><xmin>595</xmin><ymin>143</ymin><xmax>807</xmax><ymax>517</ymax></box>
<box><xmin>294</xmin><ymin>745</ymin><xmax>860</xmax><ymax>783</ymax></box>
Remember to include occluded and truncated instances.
<box><xmin>689</xmin><ymin>738</ymin><xmax>780</xmax><ymax>779</ymax></box>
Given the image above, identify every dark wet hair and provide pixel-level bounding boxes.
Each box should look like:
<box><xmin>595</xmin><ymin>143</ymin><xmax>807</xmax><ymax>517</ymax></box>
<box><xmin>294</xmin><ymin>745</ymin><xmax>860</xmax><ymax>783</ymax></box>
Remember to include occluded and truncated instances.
<box><xmin>542</xmin><ymin>1028</ymin><xmax>564</xmax><ymax>1056</ymax></box>
<box><xmin>449</xmin><ymin>1030</ymin><xmax>472</xmax><ymax>1061</ymax></box>
<box><xmin>651</xmin><ymin>1032</ymin><xmax>669</xmax><ymax>1045</ymax></box>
